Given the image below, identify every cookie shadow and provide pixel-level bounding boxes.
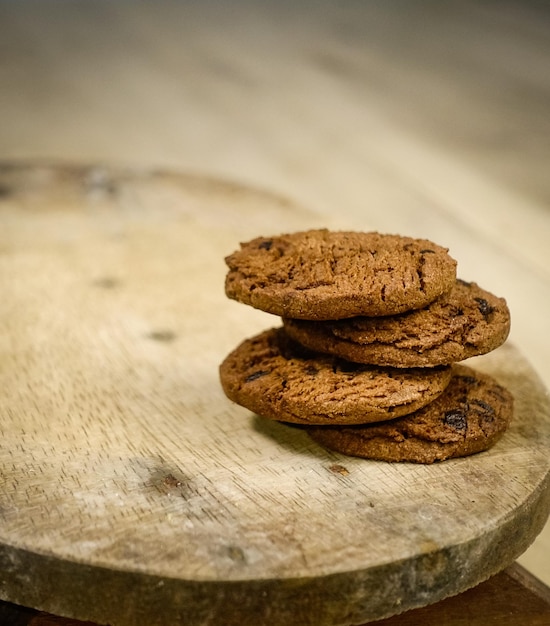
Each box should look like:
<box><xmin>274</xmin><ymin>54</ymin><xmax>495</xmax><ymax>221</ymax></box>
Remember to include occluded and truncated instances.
<box><xmin>251</xmin><ymin>414</ymin><xmax>337</xmax><ymax>460</ymax></box>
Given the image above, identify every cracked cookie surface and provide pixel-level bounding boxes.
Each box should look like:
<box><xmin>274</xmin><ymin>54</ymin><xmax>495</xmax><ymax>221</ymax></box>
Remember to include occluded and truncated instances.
<box><xmin>283</xmin><ymin>280</ymin><xmax>511</xmax><ymax>367</ymax></box>
<box><xmin>225</xmin><ymin>230</ymin><xmax>457</xmax><ymax>319</ymax></box>
<box><xmin>219</xmin><ymin>328</ymin><xmax>452</xmax><ymax>425</ymax></box>
<box><xmin>307</xmin><ymin>364</ymin><xmax>513</xmax><ymax>463</ymax></box>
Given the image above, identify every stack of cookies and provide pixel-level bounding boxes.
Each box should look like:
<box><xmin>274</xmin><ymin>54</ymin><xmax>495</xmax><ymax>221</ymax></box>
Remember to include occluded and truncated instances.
<box><xmin>219</xmin><ymin>230</ymin><xmax>513</xmax><ymax>463</ymax></box>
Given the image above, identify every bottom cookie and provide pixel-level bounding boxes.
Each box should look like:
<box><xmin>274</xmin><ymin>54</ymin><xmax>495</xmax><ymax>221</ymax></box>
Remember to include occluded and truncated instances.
<box><xmin>307</xmin><ymin>365</ymin><xmax>513</xmax><ymax>463</ymax></box>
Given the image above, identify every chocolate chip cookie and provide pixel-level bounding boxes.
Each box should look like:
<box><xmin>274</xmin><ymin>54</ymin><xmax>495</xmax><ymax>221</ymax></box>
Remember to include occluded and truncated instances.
<box><xmin>307</xmin><ymin>365</ymin><xmax>513</xmax><ymax>463</ymax></box>
<box><xmin>283</xmin><ymin>280</ymin><xmax>510</xmax><ymax>368</ymax></box>
<box><xmin>219</xmin><ymin>328</ymin><xmax>452</xmax><ymax>425</ymax></box>
<box><xmin>225</xmin><ymin>230</ymin><xmax>457</xmax><ymax>320</ymax></box>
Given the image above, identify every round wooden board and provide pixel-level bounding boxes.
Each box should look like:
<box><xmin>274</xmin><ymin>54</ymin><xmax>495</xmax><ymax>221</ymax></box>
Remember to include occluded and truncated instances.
<box><xmin>1</xmin><ymin>162</ymin><xmax>549</xmax><ymax>626</ymax></box>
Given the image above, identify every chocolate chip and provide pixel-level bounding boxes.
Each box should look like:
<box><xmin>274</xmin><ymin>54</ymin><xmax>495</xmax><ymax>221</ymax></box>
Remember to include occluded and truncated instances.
<box><xmin>246</xmin><ymin>370</ymin><xmax>269</xmax><ymax>382</ymax></box>
<box><xmin>475</xmin><ymin>297</ymin><xmax>494</xmax><ymax>319</ymax></box>
<box><xmin>258</xmin><ymin>239</ymin><xmax>273</xmax><ymax>250</ymax></box>
<box><xmin>420</xmin><ymin>249</ymin><xmax>436</xmax><ymax>254</ymax></box>
<box><xmin>455</xmin><ymin>375</ymin><xmax>478</xmax><ymax>386</ymax></box>
<box><xmin>443</xmin><ymin>410</ymin><xmax>468</xmax><ymax>431</ymax></box>
<box><xmin>471</xmin><ymin>399</ymin><xmax>495</xmax><ymax>421</ymax></box>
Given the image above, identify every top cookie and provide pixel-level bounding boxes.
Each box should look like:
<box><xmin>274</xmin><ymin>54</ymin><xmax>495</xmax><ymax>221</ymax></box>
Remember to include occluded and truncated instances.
<box><xmin>225</xmin><ymin>230</ymin><xmax>457</xmax><ymax>320</ymax></box>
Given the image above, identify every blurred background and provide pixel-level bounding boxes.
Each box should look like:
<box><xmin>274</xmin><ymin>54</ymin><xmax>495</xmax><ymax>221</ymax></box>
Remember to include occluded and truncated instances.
<box><xmin>1</xmin><ymin>0</ymin><xmax>549</xmax><ymax>585</ymax></box>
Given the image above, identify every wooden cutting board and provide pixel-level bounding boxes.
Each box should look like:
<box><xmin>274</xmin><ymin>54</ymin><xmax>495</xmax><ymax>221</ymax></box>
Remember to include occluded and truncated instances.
<box><xmin>1</xmin><ymin>162</ymin><xmax>549</xmax><ymax>626</ymax></box>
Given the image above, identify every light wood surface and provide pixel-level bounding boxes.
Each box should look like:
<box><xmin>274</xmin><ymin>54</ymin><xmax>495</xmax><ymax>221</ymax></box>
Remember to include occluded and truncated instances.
<box><xmin>1</xmin><ymin>163</ymin><xmax>550</xmax><ymax>626</ymax></box>
<box><xmin>1</xmin><ymin>0</ymin><xmax>549</xmax><ymax>613</ymax></box>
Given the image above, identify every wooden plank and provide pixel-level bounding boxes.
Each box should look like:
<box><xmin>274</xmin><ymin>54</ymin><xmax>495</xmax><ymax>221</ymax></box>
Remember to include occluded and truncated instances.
<box><xmin>0</xmin><ymin>163</ymin><xmax>549</xmax><ymax>625</ymax></box>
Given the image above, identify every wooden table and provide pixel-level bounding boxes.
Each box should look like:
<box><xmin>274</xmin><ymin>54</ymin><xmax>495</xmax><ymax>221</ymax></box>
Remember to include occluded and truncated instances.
<box><xmin>1</xmin><ymin>1</ymin><xmax>550</xmax><ymax>624</ymax></box>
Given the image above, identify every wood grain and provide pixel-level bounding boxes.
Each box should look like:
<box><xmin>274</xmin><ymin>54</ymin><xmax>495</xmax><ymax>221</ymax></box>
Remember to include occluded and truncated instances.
<box><xmin>0</xmin><ymin>163</ymin><xmax>549</xmax><ymax>625</ymax></box>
